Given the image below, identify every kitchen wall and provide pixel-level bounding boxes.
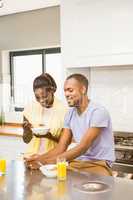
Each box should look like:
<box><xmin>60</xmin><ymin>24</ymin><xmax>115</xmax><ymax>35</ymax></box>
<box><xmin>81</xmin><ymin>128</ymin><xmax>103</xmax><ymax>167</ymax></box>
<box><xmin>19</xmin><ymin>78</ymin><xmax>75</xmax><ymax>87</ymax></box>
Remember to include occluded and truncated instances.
<box><xmin>0</xmin><ymin>6</ymin><xmax>60</xmax><ymax>50</ymax></box>
<box><xmin>66</xmin><ymin>67</ymin><xmax>90</xmax><ymax>80</ymax></box>
<box><xmin>0</xmin><ymin>52</ymin><xmax>3</xmax><ymax>114</ymax></box>
<box><xmin>0</xmin><ymin>52</ymin><xmax>2</xmax><ymax>76</ymax></box>
<box><xmin>90</xmin><ymin>66</ymin><xmax>133</xmax><ymax>132</ymax></box>
<box><xmin>0</xmin><ymin>6</ymin><xmax>61</xmax><ymax>122</ymax></box>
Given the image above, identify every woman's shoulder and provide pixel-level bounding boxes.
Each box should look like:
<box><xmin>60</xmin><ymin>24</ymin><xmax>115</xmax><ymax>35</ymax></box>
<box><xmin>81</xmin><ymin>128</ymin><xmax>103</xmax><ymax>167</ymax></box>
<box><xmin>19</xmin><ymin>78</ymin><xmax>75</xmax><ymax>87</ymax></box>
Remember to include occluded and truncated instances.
<box><xmin>53</xmin><ymin>98</ymin><xmax>68</xmax><ymax>113</ymax></box>
<box><xmin>23</xmin><ymin>100</ymin><xmax>41</xmax><ymax>113</ymax></box>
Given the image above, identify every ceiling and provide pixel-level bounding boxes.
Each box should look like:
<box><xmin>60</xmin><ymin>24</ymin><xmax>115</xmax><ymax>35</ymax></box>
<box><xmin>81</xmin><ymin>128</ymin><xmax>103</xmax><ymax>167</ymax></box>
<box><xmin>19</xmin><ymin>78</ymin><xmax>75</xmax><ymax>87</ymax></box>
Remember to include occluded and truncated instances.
<box><xmin>0</xmin><ymin>0</ymin><xmax>60</xmax><ymax>16</ymax></box>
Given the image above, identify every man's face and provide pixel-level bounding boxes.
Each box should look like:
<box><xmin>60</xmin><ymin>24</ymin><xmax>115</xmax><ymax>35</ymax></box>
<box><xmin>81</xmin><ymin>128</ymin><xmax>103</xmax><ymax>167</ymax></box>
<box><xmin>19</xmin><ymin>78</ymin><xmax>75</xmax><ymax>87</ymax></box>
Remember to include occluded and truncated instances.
<box><xmin>64</xmin><ymin>78</ymin><xmax>85</xmax><ymax>107</ymax></box>
<box><xmin>34</xmin><ymin>87</ymin><xmax>54</xmax><ymax>108</ymax></box>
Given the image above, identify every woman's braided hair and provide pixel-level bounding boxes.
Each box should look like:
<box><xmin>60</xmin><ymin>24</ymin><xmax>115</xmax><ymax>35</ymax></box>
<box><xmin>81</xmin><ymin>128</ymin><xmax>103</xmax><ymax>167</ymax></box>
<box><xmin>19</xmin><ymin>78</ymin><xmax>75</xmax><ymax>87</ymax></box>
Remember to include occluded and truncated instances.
<box><xmin>33</xmin><ymin>73</ymin><xmax>57</xmax><ymax>92</ymax></box>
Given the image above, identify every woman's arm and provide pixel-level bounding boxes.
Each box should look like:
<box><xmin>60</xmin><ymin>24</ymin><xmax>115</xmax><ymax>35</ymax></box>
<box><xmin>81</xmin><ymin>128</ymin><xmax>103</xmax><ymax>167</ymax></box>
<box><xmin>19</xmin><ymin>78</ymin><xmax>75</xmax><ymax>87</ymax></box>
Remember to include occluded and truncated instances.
<box><xmin>25</xmin><ymin>128</ymin><xmax>72</xmax><ymax>168</ymax></box>
<box><xmin>22</xmin><ymin>116</ymin><xmax>33</xmax><ymax>143</ymax></box>
<box><xmin>34</xmin><ymin>130</ymin><xmax>62</xmax><ymax>142</ymax></box>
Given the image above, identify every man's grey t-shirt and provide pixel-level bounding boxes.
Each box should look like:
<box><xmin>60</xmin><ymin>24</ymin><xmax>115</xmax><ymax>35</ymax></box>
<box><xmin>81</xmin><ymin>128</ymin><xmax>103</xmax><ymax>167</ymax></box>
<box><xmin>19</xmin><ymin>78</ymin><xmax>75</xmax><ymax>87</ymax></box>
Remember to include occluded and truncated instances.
<box><xmin>64</xmin><ymin>101</ymin><xmax>115</xmax><ymax>165</ymax></box>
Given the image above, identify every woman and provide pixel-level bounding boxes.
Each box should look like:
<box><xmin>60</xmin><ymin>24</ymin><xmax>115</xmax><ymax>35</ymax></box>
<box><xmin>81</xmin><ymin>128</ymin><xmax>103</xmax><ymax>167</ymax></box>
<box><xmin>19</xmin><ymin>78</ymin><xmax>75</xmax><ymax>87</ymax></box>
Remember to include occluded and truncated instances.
<box><xmin>23</xmin><ymin>73</ymin><xmax>67</xmax><ymax>155</ymax></box>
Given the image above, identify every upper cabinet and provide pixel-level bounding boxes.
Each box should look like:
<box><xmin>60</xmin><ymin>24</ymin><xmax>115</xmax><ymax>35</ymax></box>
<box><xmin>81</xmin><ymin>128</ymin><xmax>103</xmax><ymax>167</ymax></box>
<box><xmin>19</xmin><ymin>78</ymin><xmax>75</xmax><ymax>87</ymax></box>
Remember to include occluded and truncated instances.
<box><xmin>61</xmin><ymin>0</ymin><xmax>133</xmax><ymax>68</ymax></box>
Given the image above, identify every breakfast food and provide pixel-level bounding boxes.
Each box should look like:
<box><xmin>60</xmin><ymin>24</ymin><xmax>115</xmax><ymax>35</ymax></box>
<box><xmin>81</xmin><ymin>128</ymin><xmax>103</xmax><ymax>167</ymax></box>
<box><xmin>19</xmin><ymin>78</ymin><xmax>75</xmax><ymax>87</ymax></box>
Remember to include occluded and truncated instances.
<box><xmin>31</xmin><ymin>126</ymin><xmax>50</xmax><ymax>136</ymax></box>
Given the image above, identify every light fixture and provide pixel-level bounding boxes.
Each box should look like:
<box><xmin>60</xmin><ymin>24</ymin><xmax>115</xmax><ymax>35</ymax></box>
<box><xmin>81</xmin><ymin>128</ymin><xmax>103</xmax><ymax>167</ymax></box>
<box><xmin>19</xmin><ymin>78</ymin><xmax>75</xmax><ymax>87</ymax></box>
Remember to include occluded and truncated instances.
<box><xmin>0</xmin><ymin>0</ymin><xmax>4</xmax><ymax>8</ymax></box>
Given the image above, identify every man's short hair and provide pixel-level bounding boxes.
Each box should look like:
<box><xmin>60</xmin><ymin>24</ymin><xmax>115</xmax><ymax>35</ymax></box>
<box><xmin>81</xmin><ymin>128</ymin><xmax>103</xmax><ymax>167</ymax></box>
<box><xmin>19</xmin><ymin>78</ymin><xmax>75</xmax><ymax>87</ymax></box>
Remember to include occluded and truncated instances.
<box><xmin>33</xmin><ymin>73</ymin><xmax>57</xmax><ymax>92</ymax></box>
<box><xmin>66</xmin><ymin>73</ymin><xmax>89</xmax><ymax>93</ymax></box>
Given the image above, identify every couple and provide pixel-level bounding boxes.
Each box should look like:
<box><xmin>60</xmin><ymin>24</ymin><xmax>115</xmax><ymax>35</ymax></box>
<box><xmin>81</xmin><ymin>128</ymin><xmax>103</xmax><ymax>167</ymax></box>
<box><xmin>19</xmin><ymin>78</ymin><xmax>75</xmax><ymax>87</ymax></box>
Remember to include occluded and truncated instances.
<box><xmin>24</xmin><ymin>73</ymin><xmax>115</xmax><ymax>176</ymax></box>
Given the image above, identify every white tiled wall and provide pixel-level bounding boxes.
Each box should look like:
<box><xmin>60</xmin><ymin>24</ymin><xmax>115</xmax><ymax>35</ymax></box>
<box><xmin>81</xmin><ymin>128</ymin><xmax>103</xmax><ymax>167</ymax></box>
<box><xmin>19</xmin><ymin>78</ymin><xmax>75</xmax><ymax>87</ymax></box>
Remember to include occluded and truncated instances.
<box><xmin>90</xmin><ymin>66</ymin><xmax>133</xmax><ymax>132</ymax></box>
<box><xmin>66</xmin><ymin>67</ymin><xmax>90</xmax><ymax>81</ymax></box>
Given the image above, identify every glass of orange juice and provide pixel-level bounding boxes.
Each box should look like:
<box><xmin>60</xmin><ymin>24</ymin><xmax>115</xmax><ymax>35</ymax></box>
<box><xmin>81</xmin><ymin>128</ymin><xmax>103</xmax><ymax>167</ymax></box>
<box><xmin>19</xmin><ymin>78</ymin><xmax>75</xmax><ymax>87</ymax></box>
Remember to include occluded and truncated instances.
<box><xmin>57</xmin><ymin>157</ymin><xmax>67</xmax><ymax>181</ymax></box>
<box><xmin>0</xmin><ymin>159</ymin><xmax>6</xmax><ymax>175</ymax></box>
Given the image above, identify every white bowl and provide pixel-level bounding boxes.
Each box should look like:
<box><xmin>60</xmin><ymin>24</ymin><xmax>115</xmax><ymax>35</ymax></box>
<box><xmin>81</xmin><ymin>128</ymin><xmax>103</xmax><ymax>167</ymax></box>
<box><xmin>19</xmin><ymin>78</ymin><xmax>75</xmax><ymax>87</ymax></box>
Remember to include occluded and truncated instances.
<box><xmin>31</xmin><ymin>127</ymin><xmax>50</xmax><ymax>135</ymax></box>
<box><xmin>40</xmin><ymin>164</ymin><xmax>57</xmax><ymax>178</ymax></box>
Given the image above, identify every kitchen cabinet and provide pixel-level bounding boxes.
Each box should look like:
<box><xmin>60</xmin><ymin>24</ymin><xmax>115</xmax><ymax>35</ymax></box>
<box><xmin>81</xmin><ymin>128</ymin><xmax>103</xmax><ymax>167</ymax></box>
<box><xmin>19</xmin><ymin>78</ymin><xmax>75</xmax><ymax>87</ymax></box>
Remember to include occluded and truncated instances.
<box><xmin>66</xmin><ymin>67</ymin><xmax>90</xmax><ymax>81</ymax></box>
<box><xmin>61</xmin><ymin>0</ymin><xmax>133</xmax><ymax>68</ymax></box>
<box><xmin>0</xmin><ymin>124</ymin><xmax>26</xmax><ymax>160</ymax></box>
<box><xmin>0</xmin><ymin>135</ymin><xmax>26</xmax><ymax>160</ymax></box>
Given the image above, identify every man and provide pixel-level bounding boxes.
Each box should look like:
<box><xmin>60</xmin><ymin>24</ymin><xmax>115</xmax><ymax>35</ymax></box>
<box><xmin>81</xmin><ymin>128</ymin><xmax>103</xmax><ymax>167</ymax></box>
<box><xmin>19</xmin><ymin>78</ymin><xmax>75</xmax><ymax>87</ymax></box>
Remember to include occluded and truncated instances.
<box><xmin>25</xmin><ymin>74</ymin><xmax>115</xmax><ymax>176</ymax></box>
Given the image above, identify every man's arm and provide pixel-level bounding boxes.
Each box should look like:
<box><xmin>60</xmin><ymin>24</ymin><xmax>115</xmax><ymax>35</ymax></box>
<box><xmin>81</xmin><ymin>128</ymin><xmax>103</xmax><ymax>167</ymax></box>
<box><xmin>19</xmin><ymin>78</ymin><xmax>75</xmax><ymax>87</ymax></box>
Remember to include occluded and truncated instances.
<box><xmin>25</xmin><ymin>127</ymin><xmax>102</xmax><ymax>169</ymax></box>
<box><xmin>54</xmin><ymin>127</ymin><xmax>102</xmax><ymax>162</ymax></box>
<box><xmin>35</xmin><ymin>127</ymin><xmax>102</xmax><ymax>165</ymax></box>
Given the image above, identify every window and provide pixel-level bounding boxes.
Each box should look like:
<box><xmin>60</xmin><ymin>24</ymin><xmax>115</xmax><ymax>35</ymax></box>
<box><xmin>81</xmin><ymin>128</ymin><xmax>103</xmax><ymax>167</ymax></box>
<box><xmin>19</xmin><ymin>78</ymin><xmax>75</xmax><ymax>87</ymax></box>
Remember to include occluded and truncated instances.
<box><xmin>10</xmin><ymin>48</ymin><xmax>61</xmax><ymax>111</ymax></box>
<box><xmin>45</xmin><ymin>50</ymin><xmax>64</xmax><ymax>101</ymax></box>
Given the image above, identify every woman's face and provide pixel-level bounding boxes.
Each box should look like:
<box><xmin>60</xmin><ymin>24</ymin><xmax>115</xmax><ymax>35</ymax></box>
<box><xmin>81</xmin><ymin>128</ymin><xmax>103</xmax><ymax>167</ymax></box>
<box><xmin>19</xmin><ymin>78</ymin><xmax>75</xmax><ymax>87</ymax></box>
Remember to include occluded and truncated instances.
<box><xmin>34</xmin><ymin>87</ymin><xmax>54</xmax><ymax>108</ymax></box>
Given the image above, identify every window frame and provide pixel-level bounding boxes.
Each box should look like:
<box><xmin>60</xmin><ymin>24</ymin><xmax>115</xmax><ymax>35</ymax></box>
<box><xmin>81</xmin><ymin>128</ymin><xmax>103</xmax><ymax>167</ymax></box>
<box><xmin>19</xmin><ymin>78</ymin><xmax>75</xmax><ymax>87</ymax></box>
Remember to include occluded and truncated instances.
<box><xmin>9</xmin><ymin>47</ymin><xmax>61</xmax><ymax>111</ymax></box>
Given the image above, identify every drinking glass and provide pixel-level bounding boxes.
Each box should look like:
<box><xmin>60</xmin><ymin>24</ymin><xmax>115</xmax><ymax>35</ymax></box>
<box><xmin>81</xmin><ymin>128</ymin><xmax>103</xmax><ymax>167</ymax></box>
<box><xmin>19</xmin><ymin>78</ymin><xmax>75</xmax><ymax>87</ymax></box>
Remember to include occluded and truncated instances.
<box><xmin>0</xmin><ymin>159</ymin><xmax>6</xmax><ymax>175</ymax></box>
<box><xmin>57</xmin><ymin>157</ymin><xmax>67</xmax><ymax>181</ymax></box>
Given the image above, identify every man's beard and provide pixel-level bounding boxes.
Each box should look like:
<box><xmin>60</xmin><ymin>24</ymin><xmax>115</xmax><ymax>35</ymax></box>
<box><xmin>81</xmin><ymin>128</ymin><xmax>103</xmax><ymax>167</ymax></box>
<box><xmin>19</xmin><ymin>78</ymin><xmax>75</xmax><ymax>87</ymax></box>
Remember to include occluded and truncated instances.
<box><xmin>67</xmin><ymin>99</ymin><xmax>81</xmax><ymax>107</ymax></box>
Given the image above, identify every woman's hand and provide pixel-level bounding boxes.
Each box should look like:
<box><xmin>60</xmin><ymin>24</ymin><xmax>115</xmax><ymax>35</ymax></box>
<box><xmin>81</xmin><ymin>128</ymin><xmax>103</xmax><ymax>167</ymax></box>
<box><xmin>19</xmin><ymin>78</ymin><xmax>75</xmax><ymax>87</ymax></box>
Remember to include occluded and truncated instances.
<box><xmin>23</xmin><ymin>120</ymin><xmax>32</xmax><ymax>129</ymax></box>
<box><xmin>24</xmin><ymin>153</ymin><xmax>39</xmax><ymax>161</ymax></box>
<box><xmin>34</xmin><ymin>131</ymin><xmax>52</xmax><ymax>139</ymax></box>
<box><xmin>34</xmin><ymin>131</ymin><xmax>59</xmax><ymax>142</ymax></box>
<box><xmin>24</xmin><ymin>154</ymin><xmax>41</xmax><ymax>170</ymax></box>
<box><xmin>23</xmin><ymin>117</ymin><xmax>33</xmax><ymax>143</ymax></box>
<box><xmin>27</xmin><ymin>161</ymin><xmax>40</xmax><ymax>170</ymax></box>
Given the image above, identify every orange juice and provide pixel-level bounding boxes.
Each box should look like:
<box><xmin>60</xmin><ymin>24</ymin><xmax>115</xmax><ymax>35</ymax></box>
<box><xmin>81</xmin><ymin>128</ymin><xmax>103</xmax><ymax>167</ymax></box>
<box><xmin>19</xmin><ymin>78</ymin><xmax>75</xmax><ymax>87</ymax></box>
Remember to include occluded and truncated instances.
<box><xmin>0</xmin><ymin>160</ymin><xmax>6</xmax><ymax>175</ymax></box>
<box><xmin>57</xmin><ymin>158</ymin><xmax>67</xmax><ymax>181</ymax></box>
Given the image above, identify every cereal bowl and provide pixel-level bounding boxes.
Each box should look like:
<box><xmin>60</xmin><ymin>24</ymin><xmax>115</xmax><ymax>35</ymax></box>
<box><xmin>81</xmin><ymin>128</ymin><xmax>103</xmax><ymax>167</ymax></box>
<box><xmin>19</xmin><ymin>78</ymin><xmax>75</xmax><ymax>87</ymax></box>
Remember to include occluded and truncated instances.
<box><xmin>40</xmin><ymin>164</ymin><xmax>57</xmax><ymax>178</ymax></box>
<box><xmin>31</xmin><ymin>126</ymin><xmax>50</xmax><ymax>136</ymax></box>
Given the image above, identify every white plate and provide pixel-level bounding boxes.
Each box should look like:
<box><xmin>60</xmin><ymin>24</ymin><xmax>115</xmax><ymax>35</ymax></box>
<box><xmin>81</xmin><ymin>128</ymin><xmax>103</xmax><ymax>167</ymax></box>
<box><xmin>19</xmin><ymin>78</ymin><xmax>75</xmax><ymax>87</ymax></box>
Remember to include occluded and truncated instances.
<box><xmin>40</xmin><ymin>164</ymin><xmax>57</xmax><ymax>178</ymax></box>
<box><xmin>31</xmin><ymin>127</ymin><xmax>50</xmax><ymax>135</ymax></box>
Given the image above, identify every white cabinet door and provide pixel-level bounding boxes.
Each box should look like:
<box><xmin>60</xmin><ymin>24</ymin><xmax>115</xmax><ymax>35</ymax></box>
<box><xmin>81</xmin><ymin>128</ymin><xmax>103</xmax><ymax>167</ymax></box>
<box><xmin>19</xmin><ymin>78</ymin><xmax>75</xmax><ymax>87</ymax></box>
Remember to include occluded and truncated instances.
<box><xmin>61</xmin><ymin>0</ymin><xmax>133</xmax><ymax>67</ymax></box>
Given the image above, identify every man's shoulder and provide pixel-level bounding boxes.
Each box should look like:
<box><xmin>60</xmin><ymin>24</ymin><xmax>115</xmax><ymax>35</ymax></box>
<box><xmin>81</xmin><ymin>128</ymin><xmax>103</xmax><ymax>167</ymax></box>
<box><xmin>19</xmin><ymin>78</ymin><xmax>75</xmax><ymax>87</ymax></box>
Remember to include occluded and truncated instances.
<box><xmin>89</xmin><ymin>102</ymin><xmax>110</xmax><ymax>117</ymax></box>
<box><xmin>89</xmin><ymin>101</ymin><xmax>108</xmax><ymax>111</ymax></box>
<box><xmin>88</xmin><ymin>101</ymin><xmax>110</xmax><ymax>117</ymax></box>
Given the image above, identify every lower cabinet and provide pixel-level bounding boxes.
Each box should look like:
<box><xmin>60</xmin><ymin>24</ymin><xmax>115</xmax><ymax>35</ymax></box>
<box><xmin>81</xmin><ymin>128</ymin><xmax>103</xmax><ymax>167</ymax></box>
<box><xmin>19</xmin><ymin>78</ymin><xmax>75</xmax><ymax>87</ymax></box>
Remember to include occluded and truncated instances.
<box><xmin>0</xmin><ymin>135</ymin><xmax>27</xmax><ymax>161</ymax></box>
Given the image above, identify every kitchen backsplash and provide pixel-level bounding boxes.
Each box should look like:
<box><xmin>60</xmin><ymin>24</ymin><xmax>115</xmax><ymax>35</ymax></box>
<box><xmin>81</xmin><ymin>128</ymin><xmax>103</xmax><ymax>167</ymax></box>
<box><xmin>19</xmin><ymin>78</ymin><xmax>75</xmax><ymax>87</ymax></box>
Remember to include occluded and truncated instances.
<box><xmin>90</xmin><ymin>66</ymin><xmax>133</xmax><ymax>132</ymax></box>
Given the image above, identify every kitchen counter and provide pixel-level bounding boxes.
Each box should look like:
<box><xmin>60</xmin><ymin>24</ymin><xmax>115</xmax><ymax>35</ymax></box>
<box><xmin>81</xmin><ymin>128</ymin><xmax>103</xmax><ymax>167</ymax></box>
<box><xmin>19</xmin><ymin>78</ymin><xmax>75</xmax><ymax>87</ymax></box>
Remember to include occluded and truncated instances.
<box><xmin>0</xmin><ymin>161</ymin><xmax>133</xmax><ymax>200</ymax></box>
<box><xmin>0</xmin><ymin>123</ymin><xmax>23</xmax><ymax>137</ymax></box>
